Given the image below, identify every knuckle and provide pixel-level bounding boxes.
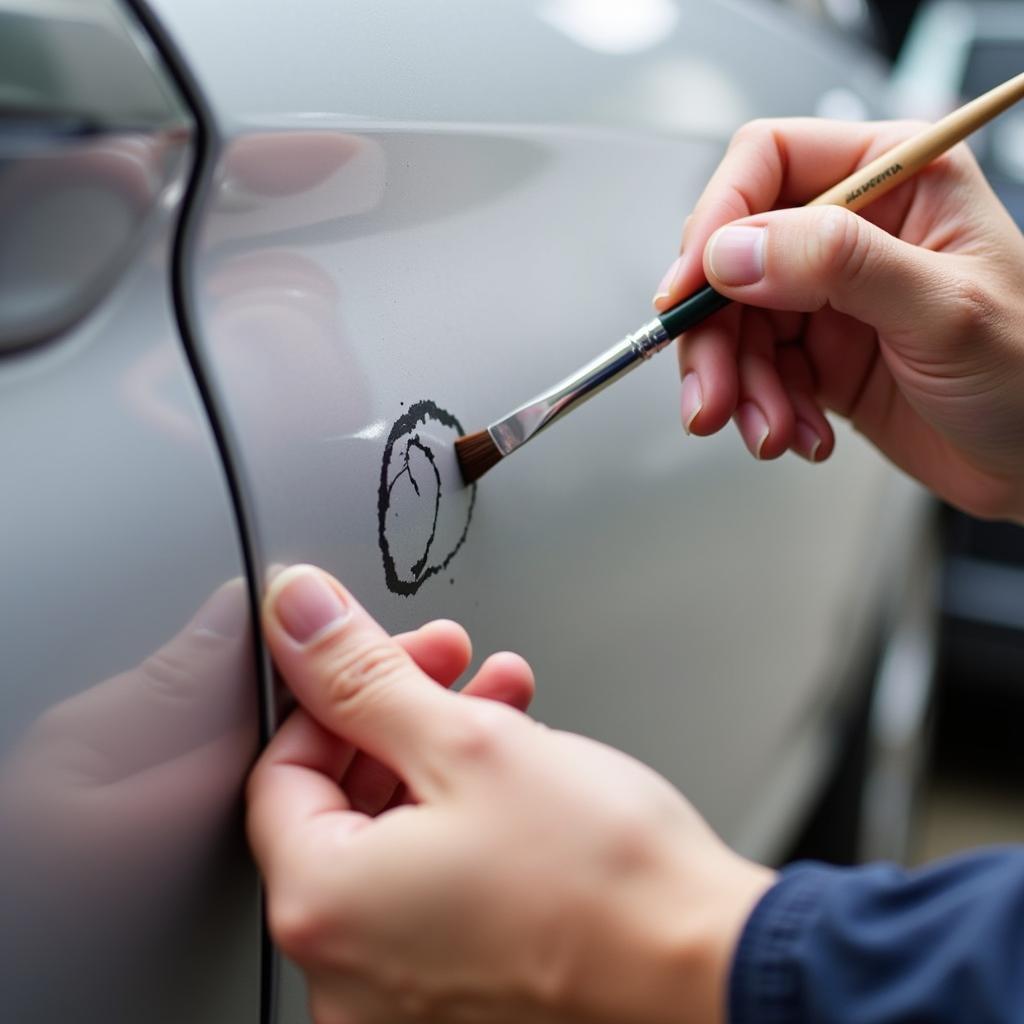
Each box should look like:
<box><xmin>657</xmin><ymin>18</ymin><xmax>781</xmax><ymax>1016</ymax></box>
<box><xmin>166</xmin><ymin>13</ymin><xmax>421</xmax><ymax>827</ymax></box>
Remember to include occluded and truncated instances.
<box><xmin>598</xmin><ymin>803</ymin><xmax>662</xmax><ymax>875</ymax></box>
<box><xmin>949</xmin><ymin>276</ymin><xmax>1000</xmax><ymax>336</ymax></box>
<box><xmin>443</xmin><ymin>701</ymin><xmax>516</xmax><ymax>764</ymax></box>
<box><xmin>325</xmin><ymin>638</ymin><xmax>411</xmax><ymax>710</ymax></box>
<box><xmin>808</xmin><ymin>206</ymin><xmax>867</xmax><ymax>282</ymax></box>
<box><xmin>890</xmin><ymin>118</ymin><xmax>929</xmax><ymax>137</ymax></box>
<box><xmin>730</xmin><ymin>117</ymin><xmax>773</xmax><ymax>149</ymax></box>
<box><xmin>937</xmin><ymin>141</ymin><xmax>981</xmax><ymax>180</ymax></box>
<box><xmin>267</xmin><ymin>890</ymin><xmax>330</xmax><ymax>962</ymax></box>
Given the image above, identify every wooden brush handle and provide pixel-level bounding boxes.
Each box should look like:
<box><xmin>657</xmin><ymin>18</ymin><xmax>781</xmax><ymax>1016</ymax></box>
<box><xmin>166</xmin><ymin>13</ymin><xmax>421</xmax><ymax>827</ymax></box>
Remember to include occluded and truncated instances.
<box><xmin>809</xmin><ymin>71</ymin><xmax>1024</xmax><ymax>212</ymax></box>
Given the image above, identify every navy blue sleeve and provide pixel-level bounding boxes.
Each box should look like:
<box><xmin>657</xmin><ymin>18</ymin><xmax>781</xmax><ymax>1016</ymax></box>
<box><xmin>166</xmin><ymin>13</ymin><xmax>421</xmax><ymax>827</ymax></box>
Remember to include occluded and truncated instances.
<box><xmin>729</xmin><ymin>846</ymin><xmax>1024</xmax><ymax>1024</ymax></box>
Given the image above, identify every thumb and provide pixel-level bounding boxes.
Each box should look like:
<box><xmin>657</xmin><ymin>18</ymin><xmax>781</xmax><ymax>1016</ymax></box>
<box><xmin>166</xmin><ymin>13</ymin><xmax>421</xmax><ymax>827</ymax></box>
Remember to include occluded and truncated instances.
<box><xmin>703</xmin><ymin>205</ymin><xmax>952</xmax><ymax>336</ymax></box>
<box><xmin>262</xmin><ymin>564</ymin><xmax>458</xmax><ymax>794</ymax></box>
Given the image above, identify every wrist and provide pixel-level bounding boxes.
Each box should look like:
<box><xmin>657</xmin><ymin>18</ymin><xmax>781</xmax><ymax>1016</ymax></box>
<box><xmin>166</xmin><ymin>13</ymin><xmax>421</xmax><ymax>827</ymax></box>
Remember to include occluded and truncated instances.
<box><xmin>550</xmin><ymin>847</ymin><xmax>775</xmax><ymax>1024</ymax></box>
<box><xmin>665</xmin><ymin>854</ymin><xmax>777</xmax><ymax>1024</ymax></box>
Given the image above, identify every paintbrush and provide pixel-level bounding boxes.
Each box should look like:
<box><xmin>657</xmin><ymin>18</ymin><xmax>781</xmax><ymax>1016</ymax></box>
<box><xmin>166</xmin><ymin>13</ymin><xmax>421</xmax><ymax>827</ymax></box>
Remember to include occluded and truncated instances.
<box><xmin>455</xmin><ymin>70</ymin><xmax>1024</xmax><ymax>485</ymax></box>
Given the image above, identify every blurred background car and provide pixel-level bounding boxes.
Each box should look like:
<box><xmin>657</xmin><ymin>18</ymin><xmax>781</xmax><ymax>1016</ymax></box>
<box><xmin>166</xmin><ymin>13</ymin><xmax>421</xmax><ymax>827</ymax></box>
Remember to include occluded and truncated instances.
<box><xmin>883</xmin><ymin>0</ymin><xmax>1024</xmax><ymax>863</ymax></box>
<box><xmin>0</xmin><ymin>2</ymin><xmax>1019</xmax><ymax>1023</ymax></box>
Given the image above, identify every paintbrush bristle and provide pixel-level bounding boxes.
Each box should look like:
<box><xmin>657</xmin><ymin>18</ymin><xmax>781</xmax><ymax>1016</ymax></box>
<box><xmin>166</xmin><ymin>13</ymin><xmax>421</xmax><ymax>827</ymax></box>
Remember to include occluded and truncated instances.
<box><xmin>455</xmin><ymin>429</ymin><xmax>503</xmax><ymax>484</ymax></box>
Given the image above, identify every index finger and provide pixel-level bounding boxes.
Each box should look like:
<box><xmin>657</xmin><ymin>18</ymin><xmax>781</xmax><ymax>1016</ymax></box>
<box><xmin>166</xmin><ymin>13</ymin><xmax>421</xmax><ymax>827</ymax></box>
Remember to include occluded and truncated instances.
<box><xmin>658</xmin><ymin>118</ymin><xmax>924</xmax><ymax>309</ymax></box>
<box><xmin>262</xmin><ymin>565</ymin><xmax>464</xmax><ymax>795</ymax></box>
<box><xmin>246</xmin><ymin>707</ymin><xmax>367</xmax><ymax>878</ymax></box>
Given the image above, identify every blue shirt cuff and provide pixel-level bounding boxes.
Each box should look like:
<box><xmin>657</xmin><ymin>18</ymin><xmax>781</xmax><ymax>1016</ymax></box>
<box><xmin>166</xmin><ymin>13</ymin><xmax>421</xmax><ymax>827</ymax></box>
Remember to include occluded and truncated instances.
<box><xmin>728</xmin><ymin>863</ymin><xmax>840</xmax><ymax>1024</ymax></box>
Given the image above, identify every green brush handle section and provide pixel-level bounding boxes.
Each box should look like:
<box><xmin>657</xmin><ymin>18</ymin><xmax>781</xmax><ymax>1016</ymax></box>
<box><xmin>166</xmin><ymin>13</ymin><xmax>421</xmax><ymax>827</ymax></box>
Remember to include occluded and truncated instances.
<box><xmin>657</xmin><ymin>283</ymin><xmax>730</xmax><ymax>339</ymax></box>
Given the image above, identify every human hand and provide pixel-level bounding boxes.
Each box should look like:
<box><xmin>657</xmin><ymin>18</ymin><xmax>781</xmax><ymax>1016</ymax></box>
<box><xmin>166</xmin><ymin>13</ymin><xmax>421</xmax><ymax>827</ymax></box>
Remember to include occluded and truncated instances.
<box><xmin>247</xmin><ymin>564</ymin><xmax>774</xmax><ymax>1024</ymax></box>
<box><xmin>654</xmin><ymin>118</ymin><xmax>1024</xmax><ymax>522</ymax></box>
<box><xmin>0</xmin><ymin>576</ymin><xmax>527</xmax><ymax>1019</ymax></box>
<box><xmin>0</xmin><ymin>576</ymin><xmax>496</xmax><ymax>902</ymax></box>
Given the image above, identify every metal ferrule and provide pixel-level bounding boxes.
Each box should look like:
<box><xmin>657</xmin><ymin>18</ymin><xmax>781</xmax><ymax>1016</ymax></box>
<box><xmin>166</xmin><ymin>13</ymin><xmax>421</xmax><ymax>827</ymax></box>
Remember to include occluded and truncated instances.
<box><xmin>487</xmin><ymin>317</ymin><xmax>671</xmax><ymax>457</ymax></box>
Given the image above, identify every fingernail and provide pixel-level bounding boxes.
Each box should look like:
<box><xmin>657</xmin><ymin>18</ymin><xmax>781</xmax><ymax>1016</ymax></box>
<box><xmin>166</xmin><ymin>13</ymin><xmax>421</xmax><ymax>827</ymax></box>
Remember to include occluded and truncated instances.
<box><xmin>794</xmin><ymin>420</ymin><xmax>822</xmax><ymax>463</ymax></box>
<box><xmin>273</xmin><ymin>565</ymin><xmax>349</xmax><ymax>644</ymax></box>
<box><xmin>707</xmin><ymin>226</ymin><xmax>765</xmax><ymax>286</ymax></box>
<box><xmin>653</xmin><ymin>255</ymin><xmax>684</xmax><ymax>309</ymax></box>
<box><xmin>736</xmin><ymin>402</ymin><xmax>770</xmax><ymax>458</ymax></box>
<box><xmin>681</xmin><ymin>372</ymin><xmax>703</xmax><ymax>434</ymax></box>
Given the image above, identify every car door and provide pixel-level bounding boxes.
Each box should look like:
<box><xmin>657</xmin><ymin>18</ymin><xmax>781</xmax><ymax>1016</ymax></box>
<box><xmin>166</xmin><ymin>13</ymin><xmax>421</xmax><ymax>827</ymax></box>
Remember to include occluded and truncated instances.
<box><xmin>0</xmin><ymin>2</ymin><xmax>261</xmax><ymax>1021</ymax></box>
<box><xmin>135</xmin><ymin>1</ymin><xmax>926</xmax><ymax>1021</ymax></box>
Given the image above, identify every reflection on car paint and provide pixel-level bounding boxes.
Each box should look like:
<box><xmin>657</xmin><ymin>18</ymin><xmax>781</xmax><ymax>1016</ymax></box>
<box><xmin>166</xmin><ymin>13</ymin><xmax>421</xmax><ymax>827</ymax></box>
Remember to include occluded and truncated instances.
<box><xmin>0</xmin><ymin>579</ymin><xmax>258</xmax><ymax>1019</ymax></box>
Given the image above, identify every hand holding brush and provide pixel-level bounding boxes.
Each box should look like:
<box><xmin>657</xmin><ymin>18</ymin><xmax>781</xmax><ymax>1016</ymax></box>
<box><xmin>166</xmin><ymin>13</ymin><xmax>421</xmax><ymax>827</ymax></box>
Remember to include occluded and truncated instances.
<box><xmin>457</xmin><ymin>72</ymin><xmax>1024</xmax><ymax>523</ymax></box>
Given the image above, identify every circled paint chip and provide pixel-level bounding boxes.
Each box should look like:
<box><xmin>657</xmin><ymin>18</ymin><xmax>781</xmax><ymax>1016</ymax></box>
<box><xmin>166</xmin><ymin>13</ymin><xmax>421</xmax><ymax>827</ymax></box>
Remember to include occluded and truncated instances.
<box><xmin>377</xmin><ymin>400</ymin><xmax>476</xmax><ymax>596</ymax></box>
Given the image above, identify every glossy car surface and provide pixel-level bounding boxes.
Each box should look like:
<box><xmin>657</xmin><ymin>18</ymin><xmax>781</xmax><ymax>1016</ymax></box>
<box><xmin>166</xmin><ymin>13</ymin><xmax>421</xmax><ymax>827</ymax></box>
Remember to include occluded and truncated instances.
<box><xmin>1</xmin><ymin>2</ymin><xmax>927</xmax><ymax>1021</ymax></box>
<box><xmin>0</xmin><ymin>3</ymin><xmax>260</xmax><ymax>1021</ymax></box>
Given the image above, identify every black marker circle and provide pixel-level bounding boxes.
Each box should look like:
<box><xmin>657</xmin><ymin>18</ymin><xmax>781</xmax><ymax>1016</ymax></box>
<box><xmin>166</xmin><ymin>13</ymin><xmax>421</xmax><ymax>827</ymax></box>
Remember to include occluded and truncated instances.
<box><xmin>377</xmin><ymin>400</ymin><xmax>476</xmax><ymax>596</ymax></box>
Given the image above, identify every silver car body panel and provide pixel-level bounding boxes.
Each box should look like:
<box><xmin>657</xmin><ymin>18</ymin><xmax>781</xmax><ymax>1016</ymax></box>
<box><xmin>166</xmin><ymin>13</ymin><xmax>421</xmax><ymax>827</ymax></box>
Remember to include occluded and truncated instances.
<box><xmin>0</xmin><ymin>2</ymin><xmax>261</xmax><ymax>1021</ymax></box>
<box><xmin>1</xmin><ymin>1</ymin><xmax>927</xmax><ymax>1022</ymax></box>
<box><xmin>139</xmin><ymin>5</ymin><xmax>925</xmax><ymax>1018</ymax></box>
